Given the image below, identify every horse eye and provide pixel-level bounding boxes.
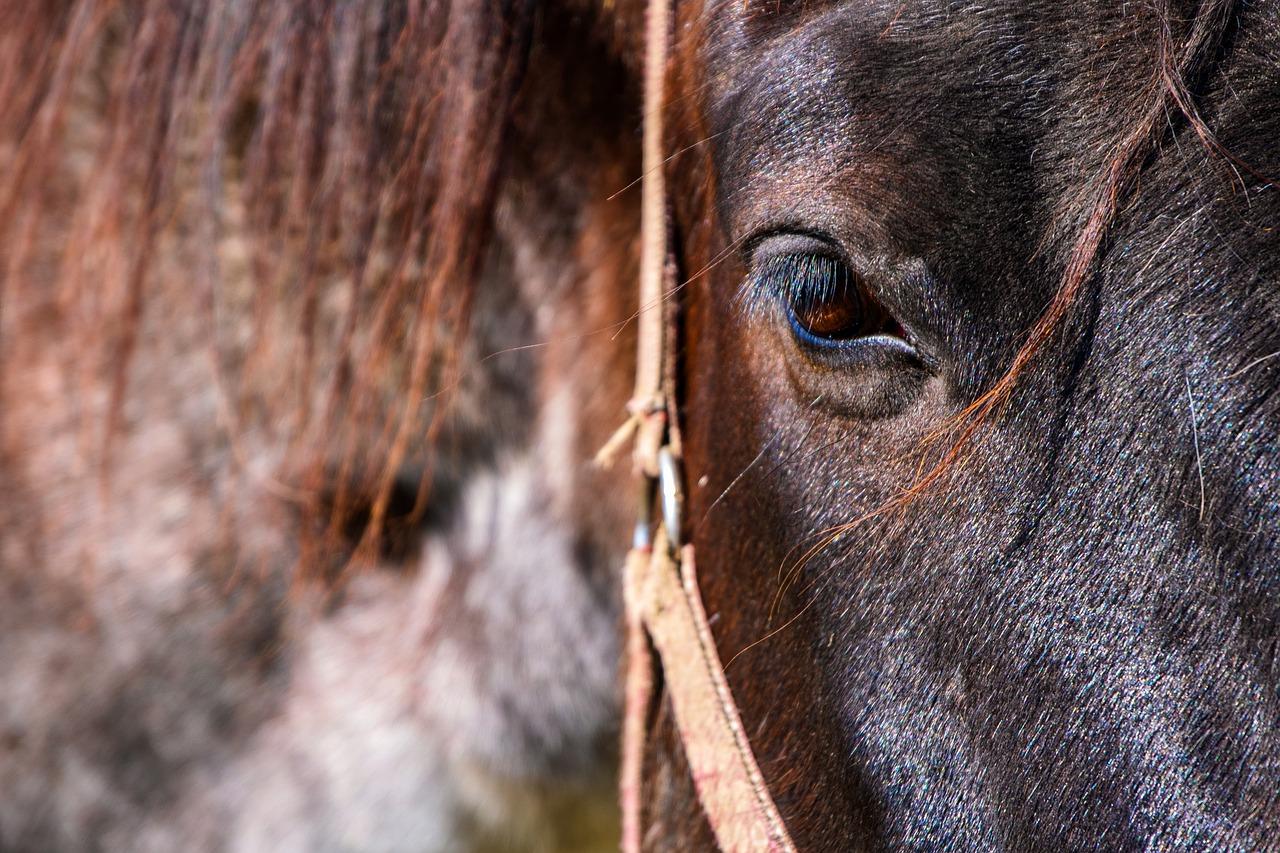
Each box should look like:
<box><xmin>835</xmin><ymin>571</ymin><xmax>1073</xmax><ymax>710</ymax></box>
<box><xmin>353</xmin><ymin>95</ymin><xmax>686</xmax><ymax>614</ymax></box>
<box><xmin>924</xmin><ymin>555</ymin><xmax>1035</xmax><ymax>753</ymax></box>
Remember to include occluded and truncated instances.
<box><xmin>774</xmin><ymin>254</ymin><xmax>898</xmax><ymax>345</ymax></box>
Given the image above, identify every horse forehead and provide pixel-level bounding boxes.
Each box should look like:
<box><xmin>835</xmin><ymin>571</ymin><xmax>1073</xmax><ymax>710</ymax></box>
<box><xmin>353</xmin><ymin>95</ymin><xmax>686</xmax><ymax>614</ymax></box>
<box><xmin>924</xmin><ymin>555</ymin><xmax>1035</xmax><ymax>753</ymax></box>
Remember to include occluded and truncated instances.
<box><xmin>701</xmin><ymin>0</ymin><xmax>1098</xmax><ymax>72</ymax></box>
<box><xmin>696</xmin><ymin>2</ymin><xmax>1072</xmax><ymax>203</ymax></box>
<box><xmin>697</xmin><ymin>0</ymin><xmax>1130</xmax><ymax>154</ymax></box>
<box><xmin>689</xmin><ymin>1</ymin><xmax>1176</xmax><ymax>260</ymax></box>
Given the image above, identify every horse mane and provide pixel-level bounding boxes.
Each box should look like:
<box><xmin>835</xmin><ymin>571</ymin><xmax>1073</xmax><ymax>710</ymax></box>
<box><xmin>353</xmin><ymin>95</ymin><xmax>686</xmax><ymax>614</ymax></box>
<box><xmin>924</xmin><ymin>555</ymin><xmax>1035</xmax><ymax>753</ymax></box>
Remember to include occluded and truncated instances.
<box><xmin>0</xmin><ymin>0</ymin><xmax>535</xmax><ymax>561</ymax></box>
<box><xmin>900</xmin><ymin>0</ymin><xmax>1240</xmax><ymax>504</ymax></box>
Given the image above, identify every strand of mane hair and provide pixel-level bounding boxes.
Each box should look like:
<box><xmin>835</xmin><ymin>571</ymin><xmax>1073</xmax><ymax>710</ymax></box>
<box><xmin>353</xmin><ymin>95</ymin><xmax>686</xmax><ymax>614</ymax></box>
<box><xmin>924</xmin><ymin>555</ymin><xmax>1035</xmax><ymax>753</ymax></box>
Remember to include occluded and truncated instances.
<box><xmin>888</xmin><ymin>0</ymin><xmax>1241</xmax><ymax>511</ymax></box>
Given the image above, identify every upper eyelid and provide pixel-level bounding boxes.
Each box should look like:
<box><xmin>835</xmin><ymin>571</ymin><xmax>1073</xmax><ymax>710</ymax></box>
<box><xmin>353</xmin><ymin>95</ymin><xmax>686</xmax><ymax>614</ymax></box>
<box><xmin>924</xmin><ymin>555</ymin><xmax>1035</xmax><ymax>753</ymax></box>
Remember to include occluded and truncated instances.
<box><xmin>741</xmin><ymin>228</ymin><xmax>925</xmax><ymax>309</ymax></box>
<box><xmin>760</xmin><ymin>254</ymin><xmax>850</xmax><ymax>301</ymax></box>
<box><xmin>740</xmin><ymin>228</ymin><xmax>848</xmax><ymax>264</ymax></box>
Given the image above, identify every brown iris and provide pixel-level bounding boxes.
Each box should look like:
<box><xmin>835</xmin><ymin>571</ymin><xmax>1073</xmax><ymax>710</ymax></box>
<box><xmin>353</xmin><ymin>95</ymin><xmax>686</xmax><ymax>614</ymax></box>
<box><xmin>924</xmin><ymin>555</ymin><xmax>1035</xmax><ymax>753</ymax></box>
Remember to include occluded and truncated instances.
<box><xmin>780</xmin><ymin>254</ymin><xmax>898</xmax><ymax>343</ymax></box>
<box><xmin>792</xmin><ymin>285</ymin><xmax>871</xmax><ymax>338</ymax></box>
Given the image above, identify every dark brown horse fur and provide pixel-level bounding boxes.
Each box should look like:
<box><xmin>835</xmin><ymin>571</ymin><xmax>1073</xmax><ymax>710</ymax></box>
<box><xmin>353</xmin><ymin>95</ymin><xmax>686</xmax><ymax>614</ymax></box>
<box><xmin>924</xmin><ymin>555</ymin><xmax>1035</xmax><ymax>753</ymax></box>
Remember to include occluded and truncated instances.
<box><xmin>2</xmin><ymin>0</ymin><xmax>1278</xmax><ymax>850</ymax></box>
<box><xmin>654</xmin><ymin>0</ymin><xmax>1280</xmax><ymax>849</ymax></box>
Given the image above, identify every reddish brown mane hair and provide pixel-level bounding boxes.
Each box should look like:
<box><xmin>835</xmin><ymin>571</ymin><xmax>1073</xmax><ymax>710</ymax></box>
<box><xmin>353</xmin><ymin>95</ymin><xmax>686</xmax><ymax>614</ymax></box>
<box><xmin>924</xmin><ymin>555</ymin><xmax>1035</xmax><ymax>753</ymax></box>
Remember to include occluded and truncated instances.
<box><xmin>0</xmin><ymin>0</ymin><xmax>534</xmax><ymax>565</ymax></box>
<box><xmin>896</xmin><ymin>0</ymin><xmax>1239</xmax><ymax>505</ymax></box>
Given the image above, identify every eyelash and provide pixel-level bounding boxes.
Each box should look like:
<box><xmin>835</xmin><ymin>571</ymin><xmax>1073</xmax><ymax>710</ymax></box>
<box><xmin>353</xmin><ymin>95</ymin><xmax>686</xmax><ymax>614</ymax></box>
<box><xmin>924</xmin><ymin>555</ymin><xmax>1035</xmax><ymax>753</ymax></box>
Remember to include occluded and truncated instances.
<box><xmin>738</xmin><ymin>252</ymin><xmax>852</xmax><ymax>318</ymax></box>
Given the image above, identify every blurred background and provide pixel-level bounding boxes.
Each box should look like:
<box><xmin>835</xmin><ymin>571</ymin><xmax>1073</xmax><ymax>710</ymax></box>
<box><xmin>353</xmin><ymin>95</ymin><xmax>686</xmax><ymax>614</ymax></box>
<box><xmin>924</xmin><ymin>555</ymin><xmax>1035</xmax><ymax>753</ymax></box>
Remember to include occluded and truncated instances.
<box><xmin>0</xmin><ymin>0</ymin><xmax>639</xmax><ymax>849</ymax></box>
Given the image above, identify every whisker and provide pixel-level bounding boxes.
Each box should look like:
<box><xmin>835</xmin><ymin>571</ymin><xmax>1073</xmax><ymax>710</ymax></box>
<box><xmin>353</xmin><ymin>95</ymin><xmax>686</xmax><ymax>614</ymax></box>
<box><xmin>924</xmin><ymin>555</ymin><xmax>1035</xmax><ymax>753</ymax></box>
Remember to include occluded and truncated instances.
<box><xmin>694</xmin><ymin>396</ymin><xmax>824</xmax><ymax>535</ymax></box>
<box><xmin>1185</xmin><ymin>375</ymin><xmax>1207</xmax><ymax>524</ymax></box>
<box><xmin>1226</xmin><ymin>350</ymin><xmax>1280</xmax><ymax>379</ymax></box>
<box><xmin>606</xmin><ymin>131</ymin><xmax>727</xmax><ymax>201</ymax></box>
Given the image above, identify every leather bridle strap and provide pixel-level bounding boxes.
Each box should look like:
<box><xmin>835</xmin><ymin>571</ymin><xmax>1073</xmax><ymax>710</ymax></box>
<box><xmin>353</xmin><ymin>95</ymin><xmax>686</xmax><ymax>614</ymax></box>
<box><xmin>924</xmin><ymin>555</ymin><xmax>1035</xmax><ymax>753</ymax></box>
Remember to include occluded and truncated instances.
<box><xmin>605</xmin><ymin>0</ymin><xmax>798</xmax><ymax>848</ymax></box>
<box><xmin>624</xmin><ymin>531</ymin><xmax>798</xmax><ymax>852</ymax></box>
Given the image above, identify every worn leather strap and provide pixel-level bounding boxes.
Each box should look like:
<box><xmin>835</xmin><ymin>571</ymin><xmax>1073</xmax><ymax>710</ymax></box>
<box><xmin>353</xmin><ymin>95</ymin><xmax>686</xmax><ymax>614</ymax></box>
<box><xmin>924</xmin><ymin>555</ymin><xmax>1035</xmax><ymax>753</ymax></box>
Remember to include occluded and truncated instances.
<box><xmin>620</xmin><ymin>546</ymin><xmax>656</xmax><ymax>851</ymax></box>
<box><xmin>613</xmin><ymin>0</ymin><xmax>798</xmax><ymax>847</ymax></box>
<box><xmin>631</xmin><ymin>531</ymin><xmax>797</xmax><ymax>852</ymax></box>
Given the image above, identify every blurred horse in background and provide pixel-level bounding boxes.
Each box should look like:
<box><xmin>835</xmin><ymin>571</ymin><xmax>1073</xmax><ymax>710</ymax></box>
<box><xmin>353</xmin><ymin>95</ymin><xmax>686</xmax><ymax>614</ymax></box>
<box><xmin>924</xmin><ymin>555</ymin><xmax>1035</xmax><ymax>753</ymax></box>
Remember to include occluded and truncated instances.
<box><xmin>1</xmin><ymin>1</ymin><xmax>640</xmax><ymax>848</ymax></box>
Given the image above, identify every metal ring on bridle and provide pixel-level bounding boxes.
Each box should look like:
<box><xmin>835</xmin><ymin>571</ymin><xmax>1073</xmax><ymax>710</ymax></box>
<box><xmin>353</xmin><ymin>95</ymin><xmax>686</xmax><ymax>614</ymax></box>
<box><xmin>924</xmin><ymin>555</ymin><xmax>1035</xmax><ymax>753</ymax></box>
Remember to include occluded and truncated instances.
<box><xmin>657</xmin><ymin>445</ymin><xmax>683</xmax><ymax>552</ymax></box>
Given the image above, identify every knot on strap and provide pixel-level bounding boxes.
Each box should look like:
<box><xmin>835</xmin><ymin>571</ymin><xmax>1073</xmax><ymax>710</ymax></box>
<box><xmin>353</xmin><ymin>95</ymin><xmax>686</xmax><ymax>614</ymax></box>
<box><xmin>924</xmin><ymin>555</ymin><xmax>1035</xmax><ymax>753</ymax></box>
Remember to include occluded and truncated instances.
<box><xmin>594</xmin><ymin>394</ymin><xmax>667</xmax><ymax>476</ymax></box>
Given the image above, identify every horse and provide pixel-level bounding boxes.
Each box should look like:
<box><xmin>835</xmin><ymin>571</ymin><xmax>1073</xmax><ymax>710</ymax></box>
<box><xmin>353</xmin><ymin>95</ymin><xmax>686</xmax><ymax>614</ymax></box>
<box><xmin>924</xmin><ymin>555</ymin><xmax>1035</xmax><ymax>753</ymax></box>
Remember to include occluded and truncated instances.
<box><xmin>645</xmin><ymin>0</ymin><xmax>1280</xmax><ymax>847</ymax></box>
<box><xmin>2</xmin><ymin>0</ymin><xmax>1278</xmax><ymax>851</ymax></box>
<box><xmin>1</xmin><ymin>1</ymin><xmax>633</xmax><ymax>848</ymax></box>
